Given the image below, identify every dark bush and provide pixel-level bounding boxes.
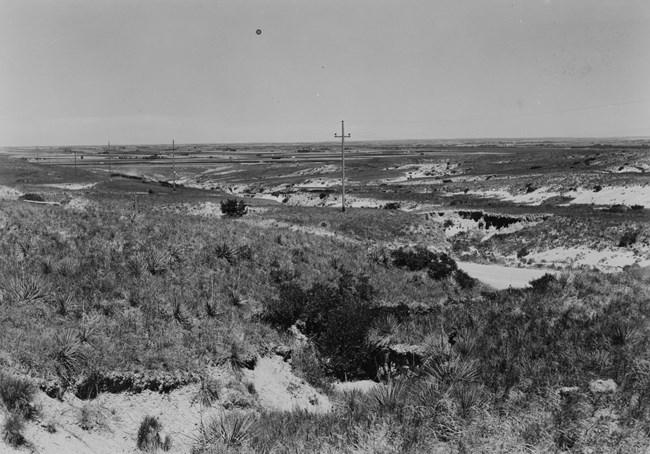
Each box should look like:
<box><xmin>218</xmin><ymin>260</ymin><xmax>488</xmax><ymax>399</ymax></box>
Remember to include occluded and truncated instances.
<box><xmin>631</xmin><ymin>204</ymin><xmax>644</xmax><ymax>210</ymax></box>
<box><xmin>529</xmin><ymin>273</ymin><xmax>557</xmax><ymax>293</ymax></box>
<box><xmin>220</xmin><ymin>199</ymin><xmax>247</xmax><ymax>217</ymax></box>
<box><xmin>136</xmin><ymin>415</ymin><xmax>171</xmax><ymax>451</ymax></box>
<box><xmin>391</xmin><ymin>246</ymin><xmax>434</xmax><ymax>271</ymax></box>
<box><xmin>265</xmin><ymin>270</ymin><xmax>375</xmax><ymax>379</ymax></box>
<box><xmin>19</xmin><ymin>193</ymin><xmax>45</xmax><ymax>202</ymax></box>
<box><xmin>427</xmin><ymin>253</ymin><xmax>458</xmax><ymax>280</ymax></box>
<box><xmin>2</xmin><ymin>414</ymin><xmax>26</xmax><ymax>447</ymax></box>
<box><xmin>454</xmin><ymin>269</ymin><xmax>476</xmax><ymax>290</ymax></box>
<box><xmin>618</xmin><ymin>230</ymin><xmax>638</xmax><ymax>247</ymax></box>
<box><xmin>517</xmin><ymin>247</ymin><xmax>530</xmax><ymax>259</ymax></box>
<box><xmin>383</xmin><ymin>202</ymin><xmax>401</xmax><ymax>210</ymax></box>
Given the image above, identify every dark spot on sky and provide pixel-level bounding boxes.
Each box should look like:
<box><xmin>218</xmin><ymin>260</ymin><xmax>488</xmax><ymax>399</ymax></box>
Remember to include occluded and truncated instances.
<box><xmin>256</xmin><ymin>29</ymin><xmax>262</xmax><ymax>35</ymax></box>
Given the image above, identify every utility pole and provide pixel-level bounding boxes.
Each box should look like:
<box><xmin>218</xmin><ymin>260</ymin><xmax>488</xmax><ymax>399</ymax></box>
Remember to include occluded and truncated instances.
<box><xmin>108</xmin><ymin>141</ymin><xmax>111</xmax><ymax>177</ymax></box>
<box><xmin>172</xmin><ymin>140</ymin><xmax>176</xmax><ymax>193</ymax></box>
<box><xmin>334</xmin><ymin>121</ymin><xmax>350</xmax><ymax>212</ymax></box>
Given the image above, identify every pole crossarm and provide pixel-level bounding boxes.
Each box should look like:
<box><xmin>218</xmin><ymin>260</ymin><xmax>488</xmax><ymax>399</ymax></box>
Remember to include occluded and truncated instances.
<box><xmin>334</xmin><ymin>121</ymin><xmax>351</xmax><ymax>212</ymax></box>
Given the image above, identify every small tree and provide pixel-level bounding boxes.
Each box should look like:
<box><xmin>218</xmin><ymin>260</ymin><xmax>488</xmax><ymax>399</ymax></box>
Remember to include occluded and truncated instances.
<box><xmin>220</xmin><ymin>199</ymin><xmax>247</xmax><ymax>217</ymax></box>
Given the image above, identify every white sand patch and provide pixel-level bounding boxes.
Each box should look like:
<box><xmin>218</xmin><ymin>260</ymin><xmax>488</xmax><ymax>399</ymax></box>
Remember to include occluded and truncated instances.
<box><xmin>377</xmin><ymin>162</ymin><xmax>460</xmax><ymax>184</ymax></box>
<box><xmin>64</xmin><ymin>197</ymin><xmax>94</xmax><ymax>211</ymax></box>
<box><xmin>0</xmin><ymin>185</ymin><xmax>22</xmax><ymax>200</ymax></box>
<box><xmin>243</xmin><ymin>356</ymin><xmax>331</xmax><ymax>413</ymax></box>
<box><xmin>449</xmin><ymin>185</ymin><xmax>650</xmax><ymax>207</ymax></box>
<box><xmin>448</xmin><ymin>187</ymin><xmax>561</xmax><ymax>206</ymax></box>
<box><xmin>294</xmin><ymin>178</ymin><xmax>341</xmax><ymax>188</ymax></box>
<box><xmin>565</xmin><ymin>186</ymin><xmax>650</xmax><ymax>206</ymax></box>
<box><xmin>186</xmin><ymin>202</ymin><xmax>224</xmax><ymax>218</ymax></box>
<box><xmin>0</xmin><ymin>385</ymin><xmax>207</xmax><ymax>454</ymax></box>
<box><xmin>284</xmin><ymin>165</ymin><xmax>339</xmax><ymax>177</ymax></box>
<box><xmin>607</xmin><ymin>165</ymin><xmax>645</xmax><ymax>173</ymax></box>
<box><xmin>525</xmin><ymin>246</ymin><xmax>650</xmax><ymax>272</ymax></box>
<box><xmin>43</xmin><ymin>182</ymin><xmax>98</xmax><ymax>190</ymax></box>
<box><xmin>457</xmin><ymin>261</ymin><xmax>557</xmax><ymax>290</ymax></box>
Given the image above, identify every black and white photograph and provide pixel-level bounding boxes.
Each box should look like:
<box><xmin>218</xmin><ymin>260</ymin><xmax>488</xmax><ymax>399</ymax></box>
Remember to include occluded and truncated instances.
<box><xmin>0</xmin><ymin>1</ymin><xmax>649</xmax><ymax>452</ymax></box>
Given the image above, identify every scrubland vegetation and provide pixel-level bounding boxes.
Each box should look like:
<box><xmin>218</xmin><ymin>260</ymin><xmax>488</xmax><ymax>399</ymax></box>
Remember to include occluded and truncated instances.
<box><xmin>0</xmin><ymin>189</ymin><xmax>649</xmax><ymax>453</ymax></box>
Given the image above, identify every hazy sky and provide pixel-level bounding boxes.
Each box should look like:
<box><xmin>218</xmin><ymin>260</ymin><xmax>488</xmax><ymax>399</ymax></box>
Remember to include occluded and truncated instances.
<box><xmin>1</xmin><ymin>0</ymin><xmax>649</xmax><ymax>146</ymax></box>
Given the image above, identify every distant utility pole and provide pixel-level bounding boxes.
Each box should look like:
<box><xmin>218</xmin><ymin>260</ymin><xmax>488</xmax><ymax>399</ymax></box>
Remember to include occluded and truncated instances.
<box><xmin>108</xmin><ymin>141</ymin><xmax>111</xmax><ymax>177</ymax></box>
<box><xmin>335</xmin><ymin>120</ymin><xmax>350</xmax><ymax>212</ymax></box>
<box><xmin>172</xmin><ymin>140</ymin><xmax>176</xmax><ymax>192</ymax></box>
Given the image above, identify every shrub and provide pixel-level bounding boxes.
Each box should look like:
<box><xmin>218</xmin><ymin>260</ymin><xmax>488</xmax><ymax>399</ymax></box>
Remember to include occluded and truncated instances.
<box><xmin>529</xmin><ymin>273</ymin><xmax>557</xmax><ymax>293</ymax></box>
<box><xmin>265</xmin><ymin>270</ymin><xmax>376</xmax><ymax>379</ymax></box>
<box><xmin>631</xmin><ymin>204</ymin><xmax>644</xmax><ymax>210</ymax></box>
<box><xmin>390</xmin><ymin>246</ymin><xmax>458</xmax><ymax>281</ymax></box>
<box><xmin>136</xmin><ymin>415</ymin><xmax>171</xmax><ymax>451</ymax></box>
<box><xmin>220</xmin><ymin>199</ymin><xmax>247</xmax><ymax>217</ymax></box>
<box><xmin>427</xmin><ymin>253</ymin><xmax>457</xmax><ymax>280</ymax></box>
<box><xmin>384</xmin><ymin>202</ymin><xmax>401</xmax><ymax>210</ymax></box>
<box><xmin>195</xmin><ymin>376</ymin><xmax>220</xmax><ymax>407</ymax></box>
<box><xmin>0</xmin><ymin>372</ymin><xmax>37</xmax><ymax>419</ymax></box>
<box><xmin>618</xmin><ymin>230</ymin><xmax>638</xmax><ymax>247</ymax></box>
<box><xmin>391</xmin><ymin>246</ymin><xmax>432</xmax><ymax>271</ymax></box>
<box><xmin>2</xmin><ymin>413</ymin><xmax>26</xmax><ymax>447</ymax></box>
<box><xmin>19</xmin><ymin>193</ymin><xmax>45</xmax><ymax>202</ymax></box>
<box><xmin>454</xmin><ymin>269</ymin><xmax>476</xmax><ymax>290</ymax></box>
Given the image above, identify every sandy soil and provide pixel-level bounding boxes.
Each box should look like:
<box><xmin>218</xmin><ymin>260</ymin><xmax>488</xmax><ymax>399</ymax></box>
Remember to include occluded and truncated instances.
<box><xmin>42</xmin><ymin>183</ymin><xmax>98</xmax><ymax>191</ymax></box>
<box><xmin>457</xmin><ymin>261</ymin><xmax>557</xmax><ymax>290</ymax></box>
<box><xmin>522</xmin><ymin>246</ymin><xmax>650</xmax><ymax>272</ymax></box>
<box><xmin>1</xmin><ymin>356</ymin><xmax>333</xmax><ymax>454</ymax></box>
<box><xmin>447</xmin><ymin>185</ymin><xmax>650</xmax><ymax>207</ymax></box>
<box><xmin>0</xmin><ymin>185</ymin><xmax>22</xmax><ymax>200</ymax></box>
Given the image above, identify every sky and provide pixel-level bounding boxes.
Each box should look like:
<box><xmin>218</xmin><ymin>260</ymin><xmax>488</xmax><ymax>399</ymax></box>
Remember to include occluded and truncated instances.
<box><xmin>1</xmin><ymin>0</ymin><xmax>649</xmax><ymax>146</ymax></box>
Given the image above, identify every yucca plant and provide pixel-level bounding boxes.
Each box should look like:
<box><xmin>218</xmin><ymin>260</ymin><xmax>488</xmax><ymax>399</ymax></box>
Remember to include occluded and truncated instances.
<box><xmin>454</xmin><ymin>383</ymin><xmax>487</xmax><ymax>419</ymax></box>
<box><xmin>171</xmin><ymin>300</ymin><xmax>191</xmax><ymax>329</ymax></box>
<box><xmin>425</xmin><ymin>357</ymin><xmax>478</xmax><ymax>385</ymax></box>
<box><xmin>145</xmin><ymin>249</ymin><xmax>170</xmax><ymax>276</ymax></box>
<box><xmin>52</xmin><ymin>328</ymin><xmax>85</xmax><ymax>390</ymax></box>
<box><xmin>371</xmin><ymin>380</ymin><xmax>407</xmax><ymax>415</ymax></box>
<box><xmin>200</xmin><ymin>411</ymin><xmax>258</xmax><ymax>447</ymax></box>
<box><xmin>213</xmin><ymin>242</ymin><xmax>237</xmax><ymax>265</ymax></box>
<box><xmin>4</xmin><ymin>274</ymin><xmax>49</xmax><ymax>304</ymax></box>
<box><xmin>194</xmin><ymin>375</ymin><xmax>220</xmax><ymax>407</ymax></box>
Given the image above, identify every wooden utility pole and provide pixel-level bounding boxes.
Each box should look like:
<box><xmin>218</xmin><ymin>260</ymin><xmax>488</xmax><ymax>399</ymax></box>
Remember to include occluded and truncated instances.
<box><xmin>172</xmin><ymin>140</ymin><xmax>176</xmax><ymax>192</ymax></box>
<box><xmin>335</xmin><ymin>121</ymin><xmax>350</xmax><ymax>212</ymax></box>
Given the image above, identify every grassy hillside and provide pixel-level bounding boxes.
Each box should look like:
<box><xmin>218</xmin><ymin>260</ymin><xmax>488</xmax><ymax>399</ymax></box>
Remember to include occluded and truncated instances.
<box><xmin>1</xmin><ymin>151</ymin><xmax>649</xmax><ymax>452</ymax></box>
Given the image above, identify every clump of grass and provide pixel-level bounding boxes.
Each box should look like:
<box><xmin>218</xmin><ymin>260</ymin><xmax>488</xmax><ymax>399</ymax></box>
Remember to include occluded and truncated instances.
<box><xmin>3</xmin><ymin>413</ymin><xmax>26</xmax><ymax>447</ymax></box>
<box><xmin>198</xmin><ymin>411</ymin><xmax>258</xmax><ymax>448</ymax></box>
<box><xmin>0</xmin><ymin>371</ymin><xmax>37</xmax><ymax>420</ymax></box>
<box><xmin>136</xmin><ymin>415</ymin><xmax>172</xmax><ymax>452</ymax></box>
<box><xmin>195</xmin><ymin>376</ymin><xmax>220</xmax><ymax>407</ymax></box>
<box><xmin>3</xmin><ymin>274</ymin><xmax>49</xmax><ymax>304</ymax></box>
